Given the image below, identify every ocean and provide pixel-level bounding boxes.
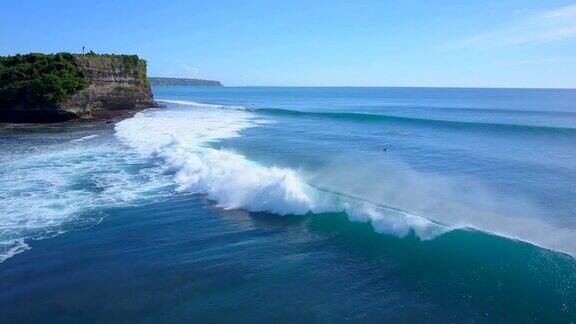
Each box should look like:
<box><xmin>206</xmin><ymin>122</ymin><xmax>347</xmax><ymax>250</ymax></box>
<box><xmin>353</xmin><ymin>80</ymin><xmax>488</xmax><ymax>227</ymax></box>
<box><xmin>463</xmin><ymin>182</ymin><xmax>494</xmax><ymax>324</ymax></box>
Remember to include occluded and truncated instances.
<box><xmin>1</xmin><ymin>86</ymin><xmax>575</xmax><ymax>322</ymax></box>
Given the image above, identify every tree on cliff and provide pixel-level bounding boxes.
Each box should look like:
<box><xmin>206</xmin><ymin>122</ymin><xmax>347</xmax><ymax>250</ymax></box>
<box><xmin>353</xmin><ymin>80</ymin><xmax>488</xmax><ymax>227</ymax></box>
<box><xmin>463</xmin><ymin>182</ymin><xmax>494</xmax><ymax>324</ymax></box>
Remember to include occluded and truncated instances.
<box><xmin>0</xmin><ymin>53</ymin><xmax>86</xmax><ymax>108</ymax></box>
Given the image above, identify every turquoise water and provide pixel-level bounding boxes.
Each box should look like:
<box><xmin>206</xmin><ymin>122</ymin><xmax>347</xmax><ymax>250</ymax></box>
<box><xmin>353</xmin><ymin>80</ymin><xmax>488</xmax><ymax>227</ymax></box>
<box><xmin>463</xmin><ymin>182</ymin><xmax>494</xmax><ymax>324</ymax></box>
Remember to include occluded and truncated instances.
<box><xmin>1</xmin><ymin>87</ymin><xmax>575</xmax><ymax>322</ymax></box>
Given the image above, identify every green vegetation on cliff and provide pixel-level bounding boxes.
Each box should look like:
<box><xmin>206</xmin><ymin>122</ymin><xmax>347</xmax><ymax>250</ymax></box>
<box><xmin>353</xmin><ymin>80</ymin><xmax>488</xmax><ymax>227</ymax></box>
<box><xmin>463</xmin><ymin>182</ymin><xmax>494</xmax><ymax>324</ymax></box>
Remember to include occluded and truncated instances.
<box><xmin>0</xmin><ymin>52</ymin><xmax>157</xmax><ymax>123</ymax></box>
<box><xmin>0</xmin><ymin>53</ymin><xmax>86</xmax><ymax>107</ymax></box>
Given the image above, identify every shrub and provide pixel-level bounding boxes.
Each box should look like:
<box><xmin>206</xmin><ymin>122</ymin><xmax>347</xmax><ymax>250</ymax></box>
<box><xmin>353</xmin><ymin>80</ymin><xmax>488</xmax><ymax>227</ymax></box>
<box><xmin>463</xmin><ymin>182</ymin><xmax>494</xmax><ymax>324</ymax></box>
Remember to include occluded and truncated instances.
<box><xmin>0</xmin><ymin>52</ymin><xmax>87</xmax><ymax>108</ymax></box>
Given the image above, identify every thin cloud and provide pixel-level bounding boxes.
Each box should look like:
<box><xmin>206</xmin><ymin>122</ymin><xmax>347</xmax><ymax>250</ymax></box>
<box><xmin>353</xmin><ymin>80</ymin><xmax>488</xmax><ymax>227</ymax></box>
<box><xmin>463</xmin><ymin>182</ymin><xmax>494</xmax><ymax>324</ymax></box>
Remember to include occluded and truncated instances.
<box><xmin>441</xmin><ymin>4</ymin><xmax>576</xmax><ymax>49</ymax></box>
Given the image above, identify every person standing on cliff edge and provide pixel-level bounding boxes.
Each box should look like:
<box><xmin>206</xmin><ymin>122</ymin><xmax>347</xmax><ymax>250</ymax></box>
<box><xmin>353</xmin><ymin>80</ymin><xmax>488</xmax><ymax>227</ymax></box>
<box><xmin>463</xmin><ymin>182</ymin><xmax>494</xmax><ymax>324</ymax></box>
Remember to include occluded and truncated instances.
<box><xmin>82</xmin><ymin>46</ymin><xmax>85</xmax><ymax>54</ymax></box>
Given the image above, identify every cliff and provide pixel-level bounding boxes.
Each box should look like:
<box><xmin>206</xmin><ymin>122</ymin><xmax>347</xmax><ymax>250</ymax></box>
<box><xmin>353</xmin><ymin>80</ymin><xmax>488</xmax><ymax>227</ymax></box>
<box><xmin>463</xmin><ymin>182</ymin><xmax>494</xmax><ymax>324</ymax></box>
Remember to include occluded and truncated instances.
<box><xmin>149</xmin><ymin>77</ymin><xmax>223</xmax><ymax>87</ymax></box>
<box><xmin>0</xmin><ymin>53</ymin><xmax>159</xmax><ymax>123</ymax></box>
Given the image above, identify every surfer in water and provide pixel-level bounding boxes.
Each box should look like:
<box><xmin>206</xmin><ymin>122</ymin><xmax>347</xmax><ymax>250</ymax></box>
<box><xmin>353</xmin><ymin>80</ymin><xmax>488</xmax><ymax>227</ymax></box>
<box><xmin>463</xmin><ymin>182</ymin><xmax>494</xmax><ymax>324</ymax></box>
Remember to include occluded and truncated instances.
<box><xmin>382</xmin><ymin>147</ymin><xmax>388</xmax><ymax>152</ymax></box>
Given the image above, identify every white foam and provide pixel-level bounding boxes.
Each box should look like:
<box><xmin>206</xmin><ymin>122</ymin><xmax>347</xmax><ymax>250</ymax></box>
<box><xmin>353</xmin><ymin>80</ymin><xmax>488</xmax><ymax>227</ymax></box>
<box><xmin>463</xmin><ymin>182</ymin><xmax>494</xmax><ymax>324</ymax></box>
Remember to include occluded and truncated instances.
<box><xmin>115</xmin><ymin>102</ymin><xmax>447</xmax><ymax>241</ymax></box>
<box><xmin>5</xmin><ymin>99</ymin><xmax>570</xmax><ymax>263</ymax></box>
<box><xmin>310</xmin><ymin>156</ymin><xmax>576</xmax><ymax>256</ymax></box>
<box><xmin>0</xmin><ymin>132</ymin><xmax>174</xmax><ymax>262</ymax></box>
<box><xmin>0</xmin><ymin>239</ymin><xmax>30</xmax><ymax>263</ymax></box>
<box><xmin>158</xmin><ymin>99</ymin><xmax>246</xmax><ymax>110</ymax></box>
<box><xmin>70</xmin><ymin>134</ymin><xmax>99</xmax><ymax>142</ymax></box>
<box><xmin>117</xmin><ymin>101</ymin><xmax>576</xmax><ymax>256</ymax></box>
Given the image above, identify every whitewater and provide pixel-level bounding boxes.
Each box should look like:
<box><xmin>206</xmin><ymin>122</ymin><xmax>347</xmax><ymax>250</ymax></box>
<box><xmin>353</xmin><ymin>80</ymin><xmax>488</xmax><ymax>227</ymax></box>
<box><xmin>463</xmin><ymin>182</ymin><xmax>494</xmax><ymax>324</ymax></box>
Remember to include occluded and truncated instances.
<box><xmin>115</xmin><ymin>100</ymin><xmax>576</xmax><ymax>256</ymax></box>
<box><xmin>2</xmin><ymin>97</ymin><xmax>575</xmax><ymax>264</ymax></box>
<box><xmin>115</xmin><ymin>102</ymin><xmax>446</xmax><ymax>240</ymax></box>
<box><xmin>2</xmin><ymin>87</ymin><xmax>576</xmax><ymax>322</ymax></box>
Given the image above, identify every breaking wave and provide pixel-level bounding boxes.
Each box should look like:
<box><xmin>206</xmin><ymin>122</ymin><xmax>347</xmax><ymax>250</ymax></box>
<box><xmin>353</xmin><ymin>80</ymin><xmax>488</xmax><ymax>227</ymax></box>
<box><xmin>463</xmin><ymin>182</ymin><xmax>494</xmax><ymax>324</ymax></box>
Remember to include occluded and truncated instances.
<box><xmin>116</xmin><ymin>101</ymin><xmax>576</xmax><ymax>256</ymax></box>
<box><xmin>115</xmin><ymin>102</ymin><xmax>448</xmax><ymax>242</ymax></box>
<box><xmin>158</xmin><ymin>99</ymin><xmax>246</xmax><ymax>110</ymax></box>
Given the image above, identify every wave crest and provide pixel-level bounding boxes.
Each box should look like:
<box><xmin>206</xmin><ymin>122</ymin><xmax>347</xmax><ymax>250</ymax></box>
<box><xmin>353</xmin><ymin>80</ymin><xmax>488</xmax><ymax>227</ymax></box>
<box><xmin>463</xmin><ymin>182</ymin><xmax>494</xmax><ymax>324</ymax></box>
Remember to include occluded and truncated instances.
<box><xmin>254</xmin><ymin>108</ymin><xmax>576</xmax><ymax>134</ymax></box>
<box><xmin>116</xmin><ymin>100</ymin><xmax>576</xmax><ymax>256</ymax></box>
<box><xmin>115</xmin><ymin>102</ymin><xmax>447</xmax><ymax>241</ymax></box>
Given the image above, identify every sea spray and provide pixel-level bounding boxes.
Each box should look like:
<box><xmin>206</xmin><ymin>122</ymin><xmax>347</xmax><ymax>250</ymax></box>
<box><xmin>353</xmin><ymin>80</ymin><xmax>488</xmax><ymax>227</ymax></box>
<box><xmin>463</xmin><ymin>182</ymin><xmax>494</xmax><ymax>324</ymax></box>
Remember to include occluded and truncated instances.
<box><xmin>116</xmin><ymin>101</ymin><xmax>576</xmax><ymax>256</ymax></box>
<box><xmin>308</xmin><ymin>156</ymin><xmax>576</xmax><ymax>255</ymax></box>
<box><xmin>3</xmin><ymin>87</ymin><xmax>576</xmax><ymax>322</ymax></box>
<box><xmin>115</xmin><ymin>102</ymin><xmax>447</xmax><ymax>241</ymax></box>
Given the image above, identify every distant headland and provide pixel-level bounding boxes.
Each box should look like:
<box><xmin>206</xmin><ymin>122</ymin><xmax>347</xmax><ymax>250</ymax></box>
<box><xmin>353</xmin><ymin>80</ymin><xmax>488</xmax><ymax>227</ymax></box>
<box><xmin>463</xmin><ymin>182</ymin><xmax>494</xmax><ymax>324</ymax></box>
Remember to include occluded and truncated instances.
<box><xmin>0</xmin><ymin>52</ymin><xmax>159</xmax><ymax>123</ymax></box>
<box><xmin>149</xmin><ymin>77</ymin><xmax>223</xmax><ymax>87</ymax></box>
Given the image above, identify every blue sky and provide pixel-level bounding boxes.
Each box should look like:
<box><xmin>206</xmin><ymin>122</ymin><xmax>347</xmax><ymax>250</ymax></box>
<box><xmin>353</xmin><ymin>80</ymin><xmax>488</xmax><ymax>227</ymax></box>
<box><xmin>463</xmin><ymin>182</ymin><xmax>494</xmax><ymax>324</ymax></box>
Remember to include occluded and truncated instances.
<box><xmin>1</xmin><ymin>0</ymin><xmax>576</xmax><ymax>87</ymax></box>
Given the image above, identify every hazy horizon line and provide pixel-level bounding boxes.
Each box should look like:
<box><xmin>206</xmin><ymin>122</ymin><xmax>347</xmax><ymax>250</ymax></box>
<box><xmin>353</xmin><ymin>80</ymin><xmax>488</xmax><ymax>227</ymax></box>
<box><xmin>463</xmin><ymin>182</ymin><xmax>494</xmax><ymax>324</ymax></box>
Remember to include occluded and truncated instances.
<box><xmin>153</xmin><ymin>83</ymin><xmax>576</xmax><ymax>90</ymax></box>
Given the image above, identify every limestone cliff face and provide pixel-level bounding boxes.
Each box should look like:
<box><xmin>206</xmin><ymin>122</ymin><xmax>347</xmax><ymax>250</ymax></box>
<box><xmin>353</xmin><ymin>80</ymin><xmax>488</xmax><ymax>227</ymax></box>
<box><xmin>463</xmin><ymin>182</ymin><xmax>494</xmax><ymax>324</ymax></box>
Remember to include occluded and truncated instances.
<box><xmin>0</xmin><ymin>53</ymin><xmax>158</xmax><ymax>123</ymax></box>
<box><xmin>62</xmin><ymin>55</ymin><xmax>158</xmax><ymax>119</ymax></box>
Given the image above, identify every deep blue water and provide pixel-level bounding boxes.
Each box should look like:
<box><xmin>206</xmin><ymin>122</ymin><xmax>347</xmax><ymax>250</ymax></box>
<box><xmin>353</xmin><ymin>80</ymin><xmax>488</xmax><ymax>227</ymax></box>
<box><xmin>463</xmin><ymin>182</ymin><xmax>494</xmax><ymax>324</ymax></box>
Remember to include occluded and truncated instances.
<box><xmin>1</xmin><ymin>87</ymin><xmax>575</xmax><ymax>322</ymax></box>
